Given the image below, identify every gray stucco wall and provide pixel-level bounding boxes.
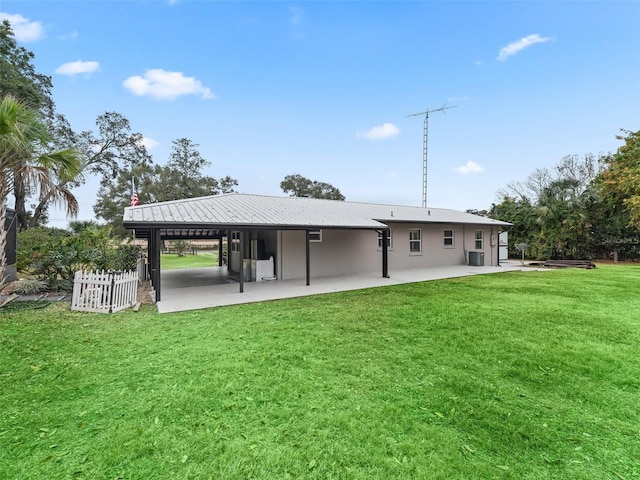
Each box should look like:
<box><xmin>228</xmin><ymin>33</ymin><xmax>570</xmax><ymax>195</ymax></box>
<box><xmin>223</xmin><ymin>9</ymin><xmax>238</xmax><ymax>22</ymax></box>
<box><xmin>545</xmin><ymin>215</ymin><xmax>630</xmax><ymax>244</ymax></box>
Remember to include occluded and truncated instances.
<box><xmin>278</xmin><ymin>229</ymin><xmax>379</xmax><ymax>281</ymax></box>
<box><xmin>276</xmin><ymin>223</ymin><xmax>500</xmax><ymax>281</ymax></box>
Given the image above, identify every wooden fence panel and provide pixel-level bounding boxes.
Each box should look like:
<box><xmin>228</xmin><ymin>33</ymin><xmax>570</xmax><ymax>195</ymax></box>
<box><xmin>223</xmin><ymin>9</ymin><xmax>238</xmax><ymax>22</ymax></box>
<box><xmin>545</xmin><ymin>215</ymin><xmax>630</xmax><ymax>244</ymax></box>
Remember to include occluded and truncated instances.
<box><xmin>111</xmin><ymin>271</ymin><xmax>138</xmax><ymax>313</ymax></box>
<box><xmin>72</xmin><ymin>270</ymin><xmax>138</xmax><ymax>313</ymax></box>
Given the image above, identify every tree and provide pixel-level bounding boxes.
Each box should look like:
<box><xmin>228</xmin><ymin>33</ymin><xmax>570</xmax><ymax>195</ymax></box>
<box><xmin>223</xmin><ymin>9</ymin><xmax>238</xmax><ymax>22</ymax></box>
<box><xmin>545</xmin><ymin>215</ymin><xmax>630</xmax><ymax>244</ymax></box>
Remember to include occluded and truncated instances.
<box><xmin>490</xmin><ymin>197</ymin><xmax>540</xmax><ymax>258</ymax></box>
<box><xmin>280</xmin><ymin>174</ymin><xmax>345</xmax><ymax>200</ymax></box>
<box><xmin>0</xmin><ymin>20</ymin><xmax>53</xmax><ymax>112</ymax></box>
<box><xmin>1</xmin><ymin>20</ymin><xmax>151</xmax><ymax>229</ymax></box>
<box><xmin>465</xmin><ymin>209</ymin><xmax>488</xmax><ymax>217</ymax></box>
<box><xmin>93</xmin><ymin>163</ymin><xmax>155</xmax><ymax>237</ymax></box>
<box><xmin>534</xmin><ymin>178</ymin><xmax>595</xmax><ymax>258</ymax></box>
<box><xmin>0</xmin><ymin>95</ymin><xmax>81</xmax><ymax>284</ymax></box>
<box><xmin>150</xmin><ymin>138</ymin><xmax>236</xmax><ymax>202</ymax></box>
<box><xmin>23</xmin><ymin>111</ymin><xmax>153</xmax><ymax>230</ymax></box>
<box><xmin>493</xmin><ymin>152</ymin><xmax>609</xmax><ymax>260</ymax></box>
<box><xmin>94</xmin><ymin>138</ymin><xmax>237</xmax><ymax>236</ymax></box>
<box><xmin>598</xmin><ymin>130</ymin><xmax>640</xmax><ymax>226</ymax></box>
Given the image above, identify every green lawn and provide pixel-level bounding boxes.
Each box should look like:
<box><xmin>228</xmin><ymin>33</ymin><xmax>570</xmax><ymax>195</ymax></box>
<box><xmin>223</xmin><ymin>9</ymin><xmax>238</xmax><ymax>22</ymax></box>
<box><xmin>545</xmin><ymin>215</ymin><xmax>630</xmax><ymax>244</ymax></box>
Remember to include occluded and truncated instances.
<box><xmin>1</xmin><ymin>265</ymin><xmax>639</xmax><ymax>479</ymax></box>
<box><xmin>160</xmin><ymin>252</ymin><xmax>219</xmax><ymax>270</ymax></box>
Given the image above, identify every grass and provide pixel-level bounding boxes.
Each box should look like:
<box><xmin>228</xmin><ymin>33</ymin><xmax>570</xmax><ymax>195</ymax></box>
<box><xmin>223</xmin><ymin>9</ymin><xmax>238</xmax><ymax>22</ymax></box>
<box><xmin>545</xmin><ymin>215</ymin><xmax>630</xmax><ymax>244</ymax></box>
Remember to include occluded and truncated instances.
<box><xmin>160</xmin><ymin>252</ymin><xmax>219</xmax><ymax>270</ymax></box>
<box><xmin>1</xmin><ymin>265</ymin><xmax>639</xmax><ymax>479</ymax></box>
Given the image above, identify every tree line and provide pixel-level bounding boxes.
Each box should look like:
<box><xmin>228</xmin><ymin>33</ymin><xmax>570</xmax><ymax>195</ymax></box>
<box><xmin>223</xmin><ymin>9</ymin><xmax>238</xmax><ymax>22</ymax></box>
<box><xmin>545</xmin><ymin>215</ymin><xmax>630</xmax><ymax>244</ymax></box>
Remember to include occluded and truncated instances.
<box><xmin>488</xmin><ymin>130</ymin><xmax>640</xmax><ymax>261</ymax></box>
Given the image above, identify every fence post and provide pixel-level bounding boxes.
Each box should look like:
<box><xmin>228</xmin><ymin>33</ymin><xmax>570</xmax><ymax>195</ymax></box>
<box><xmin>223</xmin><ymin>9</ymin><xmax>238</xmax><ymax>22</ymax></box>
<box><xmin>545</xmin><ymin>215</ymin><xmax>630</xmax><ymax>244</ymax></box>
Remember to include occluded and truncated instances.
<box><xmin>109</xmin><ymin>271</ymin><xmax>115</xmax><ymax>313</ymax></box>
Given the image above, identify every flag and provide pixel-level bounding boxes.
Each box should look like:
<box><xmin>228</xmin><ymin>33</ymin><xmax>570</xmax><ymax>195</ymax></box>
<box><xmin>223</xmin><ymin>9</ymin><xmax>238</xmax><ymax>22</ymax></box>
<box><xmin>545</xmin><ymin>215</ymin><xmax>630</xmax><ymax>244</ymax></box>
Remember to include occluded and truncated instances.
<box><xmin>130</xmin><ymin>177</ymin><xmax>140</xmax><ymax>206</ymax></box>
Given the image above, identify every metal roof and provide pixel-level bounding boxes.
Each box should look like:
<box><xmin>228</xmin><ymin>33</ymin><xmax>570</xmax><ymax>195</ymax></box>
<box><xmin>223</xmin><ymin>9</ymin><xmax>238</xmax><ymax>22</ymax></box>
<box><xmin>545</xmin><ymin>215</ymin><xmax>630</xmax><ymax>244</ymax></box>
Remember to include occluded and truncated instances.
<box><xmin>123</xmin><ymin>193</ymin><xmax>510</xmax><ymax>235</ymax></box>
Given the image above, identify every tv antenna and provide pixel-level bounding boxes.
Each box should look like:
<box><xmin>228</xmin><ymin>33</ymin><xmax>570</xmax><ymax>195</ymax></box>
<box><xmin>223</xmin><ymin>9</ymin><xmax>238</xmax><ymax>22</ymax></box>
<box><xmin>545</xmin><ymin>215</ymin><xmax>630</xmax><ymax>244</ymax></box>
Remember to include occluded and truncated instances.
<box><xmin>406</xmin><ymin>104</ymin><xmax>456</xmax><ymax>207</ymax></box>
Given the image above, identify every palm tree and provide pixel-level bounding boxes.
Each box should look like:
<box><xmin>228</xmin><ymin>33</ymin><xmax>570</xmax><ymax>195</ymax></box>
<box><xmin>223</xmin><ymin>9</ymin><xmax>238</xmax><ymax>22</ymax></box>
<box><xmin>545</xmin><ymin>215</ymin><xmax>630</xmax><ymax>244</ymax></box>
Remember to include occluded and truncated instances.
<box><xmin>0</xmin><ymin>95</ymin><xmax>82</xmax><ymax>285</ymax></box>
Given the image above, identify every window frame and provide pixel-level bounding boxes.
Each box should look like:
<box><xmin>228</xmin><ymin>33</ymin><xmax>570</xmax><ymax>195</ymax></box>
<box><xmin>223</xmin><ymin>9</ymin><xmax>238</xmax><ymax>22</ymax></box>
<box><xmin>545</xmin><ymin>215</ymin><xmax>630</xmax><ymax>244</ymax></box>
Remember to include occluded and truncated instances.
<box><xmin>308</xmin><ymin>229</ymin><xmax>322</xmax><ymax>242</ymax></box>
<box><xmin>474</xmin><ymin>230</ymin><xmax>484</xmax><ymax>250</ymax></box>
<box><xmin>230</xmin><ymin>231</ymin><xmax>240</xmax><ymax>252</ymax></box>
<box><xmin>443</xmin><ymin>229</ymin><xmax>455</xmax><ymax>248</ymax></box>
<box><xmin>409</xmin><ymin>228</ymin><xmax>422</xmax><ymax>254</ymax></box>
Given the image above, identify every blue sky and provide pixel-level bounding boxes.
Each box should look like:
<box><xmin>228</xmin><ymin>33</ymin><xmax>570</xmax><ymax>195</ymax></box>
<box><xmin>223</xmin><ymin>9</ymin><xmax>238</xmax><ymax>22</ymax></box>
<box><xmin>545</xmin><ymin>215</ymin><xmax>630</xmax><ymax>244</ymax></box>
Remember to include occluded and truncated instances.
<box><xmin>2</xmin><ymin>1</ymin><xmax>639</xmax><ymax>228</ymax></box>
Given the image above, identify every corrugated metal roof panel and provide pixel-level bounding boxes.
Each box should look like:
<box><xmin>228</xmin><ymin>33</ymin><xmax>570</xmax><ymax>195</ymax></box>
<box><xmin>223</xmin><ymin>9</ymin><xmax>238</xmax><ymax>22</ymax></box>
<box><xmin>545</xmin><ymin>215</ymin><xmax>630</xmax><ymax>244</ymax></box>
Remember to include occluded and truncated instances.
<box><xmin>123</xmin><ymin>193</ymin><xmax>511</xmax><ymax>229</ymax></box>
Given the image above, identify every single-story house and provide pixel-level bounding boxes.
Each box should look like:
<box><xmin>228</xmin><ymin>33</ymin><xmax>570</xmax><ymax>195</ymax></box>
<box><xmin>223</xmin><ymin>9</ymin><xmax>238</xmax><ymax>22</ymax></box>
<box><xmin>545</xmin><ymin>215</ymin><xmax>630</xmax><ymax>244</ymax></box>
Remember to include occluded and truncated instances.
<box><xmin>122</xmin><ymin>193</ymin><xmax>511</xmax><ymax>301</ymax></box>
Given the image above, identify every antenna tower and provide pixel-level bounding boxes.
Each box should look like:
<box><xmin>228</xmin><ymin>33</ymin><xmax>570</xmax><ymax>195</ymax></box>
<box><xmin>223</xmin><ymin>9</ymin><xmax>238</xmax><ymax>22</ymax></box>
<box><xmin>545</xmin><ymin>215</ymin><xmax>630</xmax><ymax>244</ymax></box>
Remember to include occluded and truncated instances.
<box><xmin>406</xmin><ymin>104</ymin><xmax>456</xmax><ymax>207</ymax></box>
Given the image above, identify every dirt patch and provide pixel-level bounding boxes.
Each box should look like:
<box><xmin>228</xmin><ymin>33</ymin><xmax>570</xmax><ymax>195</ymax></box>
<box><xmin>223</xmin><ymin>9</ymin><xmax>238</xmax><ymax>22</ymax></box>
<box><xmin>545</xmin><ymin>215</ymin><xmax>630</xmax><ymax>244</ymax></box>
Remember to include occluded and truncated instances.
<box><xmin>137</xmin><ymin>281</ymin><xmax>156</xmax><ymax>305</ymax></box>
<box><xmin>0</xmin><ymin>280</ymin><xmax>22</xmax><ymax>295</ymax></box>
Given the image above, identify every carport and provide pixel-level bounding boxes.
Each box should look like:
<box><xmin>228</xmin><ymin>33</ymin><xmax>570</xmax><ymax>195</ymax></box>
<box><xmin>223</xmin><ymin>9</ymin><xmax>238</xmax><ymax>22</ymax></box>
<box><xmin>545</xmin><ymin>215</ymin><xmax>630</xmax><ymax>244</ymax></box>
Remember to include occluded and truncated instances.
<box><xmin>123</xmin><ymin>195</ymin><xmax>390</xmax><ymax>302</ymax></box>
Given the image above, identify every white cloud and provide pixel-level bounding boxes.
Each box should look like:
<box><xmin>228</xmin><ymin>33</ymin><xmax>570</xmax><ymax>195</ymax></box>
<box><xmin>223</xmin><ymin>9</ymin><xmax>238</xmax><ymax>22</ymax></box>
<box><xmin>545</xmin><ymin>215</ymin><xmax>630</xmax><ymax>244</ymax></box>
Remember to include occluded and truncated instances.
<box><xmin>140</xmin><ymin>137</ymin><xmax>159</xmax><ymax>150</ymax></box>
<box><xmin>123</xmin><ymin>69</ymin><xmax>215</xmax><ymax>100</ymax></box>
<box><xmin>358</xmin><ymin>123</ymin><xmax>400</xmax><ymax>140</ymax></box>
<box><xmin>55</xmin><ymin>60</ymin><xmax>100</xmax><ymax>76</ymax></box>
<box><xmin>455</xmin><ymin>161</ymin><xmax>484</xmax><ymax>175</ymax></box>
<box><xmin>289</xmin><ymin>6</ymin><xmax>304</xmax><ymax>26</ymax></box>
<box><xmin>497</xmin><ymin>34</ymin><xmax>551</xmax><ymax>62</ymax></box>
<box><xmin>0</xmin><ymin>12</ymin><xmax>45</xmax><ymax>42</ymax></box>
<box><xmin>60</xmin><ymin>30</ymin><xmax>79</xmax><ymax>41</ymax></box>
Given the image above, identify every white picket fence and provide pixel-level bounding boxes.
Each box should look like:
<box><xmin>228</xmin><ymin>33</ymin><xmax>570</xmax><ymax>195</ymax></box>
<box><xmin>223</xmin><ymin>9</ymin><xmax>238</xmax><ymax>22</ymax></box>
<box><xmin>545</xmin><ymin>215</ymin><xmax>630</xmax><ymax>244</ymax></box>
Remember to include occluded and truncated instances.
<box><xmin>71</xmin><ymin>270</ymin><xmax>138</xmax><ymax>313</ymax></box>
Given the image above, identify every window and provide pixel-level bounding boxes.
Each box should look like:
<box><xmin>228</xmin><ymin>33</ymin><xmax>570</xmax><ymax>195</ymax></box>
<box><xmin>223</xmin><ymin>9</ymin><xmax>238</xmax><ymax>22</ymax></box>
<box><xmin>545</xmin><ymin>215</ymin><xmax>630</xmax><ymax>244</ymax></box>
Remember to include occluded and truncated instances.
<box><xmin>309</xmin><ymin>229</ymin><xmax>322</xmax><ymax>242</ymax></box>
<box><xmin>444</xmin><ymin>229</ymin><xmax>454</xmax><ymax>248</ymax></box>
<box><xmin>409</xmin><ymin>229</ymin><xmax>422</xmax><ymax>253</ymax></box>
<box><xmin>230</xmin><ymin>231</ymin><xmax>240</xmax><ymax>252</ymax></box>
<box><xmin>474</xmin><ymin>230</ymin><xmax>483</xmax><ymax>250</ymax></box>
<box><xmin>378</xmin><ymin>230</ymin><xmax>392</xmax><ymax>249</ymax></box>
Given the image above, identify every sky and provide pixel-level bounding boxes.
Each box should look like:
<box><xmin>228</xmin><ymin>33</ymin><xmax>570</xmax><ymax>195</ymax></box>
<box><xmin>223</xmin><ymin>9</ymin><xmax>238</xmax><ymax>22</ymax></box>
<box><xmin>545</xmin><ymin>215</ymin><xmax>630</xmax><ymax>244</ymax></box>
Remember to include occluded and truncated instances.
<box><xmin>2</xmin><ymin>0</ymin><xmax>639</xmax><ymax>228</ymax></box>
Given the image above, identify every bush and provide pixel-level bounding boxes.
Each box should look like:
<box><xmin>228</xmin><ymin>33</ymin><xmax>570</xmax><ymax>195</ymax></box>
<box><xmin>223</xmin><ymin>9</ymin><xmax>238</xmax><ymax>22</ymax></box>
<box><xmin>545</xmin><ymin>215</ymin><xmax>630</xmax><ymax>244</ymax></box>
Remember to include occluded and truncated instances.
<box><xmin>16</xmin><ymin>227</ymin><xmax>70</xmax><ymax>272</ymax></box>
<box><xmin>109</xmin><ymin>245</ymin><xmax>141</xmax><ymax>271</ymax></box>
<box><xmin>173</xmin><ymin>240</ymin><xmax>190</xmax><ymax>256</ymax></box>
<box><xmin>21</xmin><ymin>225</ymin><xmax>141</xmax><ymax>290</ymax></box>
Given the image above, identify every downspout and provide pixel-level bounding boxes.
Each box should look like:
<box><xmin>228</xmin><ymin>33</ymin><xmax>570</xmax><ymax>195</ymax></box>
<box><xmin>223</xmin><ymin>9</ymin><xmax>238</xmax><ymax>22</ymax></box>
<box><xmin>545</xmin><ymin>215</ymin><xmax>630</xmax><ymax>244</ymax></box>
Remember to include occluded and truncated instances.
<box><xmin>491</xmin><ymin>226</ymin><xmax>496</xmax><ymax>267</ymax></box>
<box><xmin>305</xmin><ymin>230</ymin><xmax>311</xmax><ymax>286</ymax></box>
<box><xmin>239</xmin><ymin>229</ymin><xmax>245</xmax><ymax>293</ymax></box>
<box><xmin>496</xmin><ymin>227</ymin><xmax>502</xmax><ymax>267</ymax></box>
<box><xmin>381</xmin><ymin>228</ymin><xmax>390</xmax><ymax>278</ymax></box>
<box><xmin>462</xmin><ymin>224</ymin><xmax>467</xmax><ymax>265</ymax></box>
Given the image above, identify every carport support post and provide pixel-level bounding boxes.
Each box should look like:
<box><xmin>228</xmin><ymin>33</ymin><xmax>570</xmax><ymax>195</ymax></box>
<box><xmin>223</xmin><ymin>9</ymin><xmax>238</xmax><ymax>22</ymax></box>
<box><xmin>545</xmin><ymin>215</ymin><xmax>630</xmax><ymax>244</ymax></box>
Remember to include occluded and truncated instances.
<box><xmin>382</xmin><ymin>229</ymin><xmax>390</xmax><ymax>278</ymax></box>
<box><xmin>218</xmin><ymin>236</ymin><xmax>223</xmax><ymax>266</ymax></box>
<box><xmin>149</xmin><ymin>228</ymin><xmax>161</xmax><ymax>301</ymax></box>
<box><xmin>239</xmin><ymin>229</ymin><xmax>245</xmax><ymax>293</ymax></box>
<box><xmin>305</xmin><ymin>230</ymin><xmax>311</xmax><ymax>286</ymax></box>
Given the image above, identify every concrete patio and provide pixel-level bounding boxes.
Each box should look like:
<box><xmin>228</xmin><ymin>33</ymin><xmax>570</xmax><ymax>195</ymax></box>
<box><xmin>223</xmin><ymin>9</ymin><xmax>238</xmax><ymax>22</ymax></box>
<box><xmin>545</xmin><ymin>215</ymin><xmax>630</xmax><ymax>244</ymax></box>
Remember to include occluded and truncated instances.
<box><xmin>156</xmin><ymin>261</ymin><xmax>543</xmax><ymax>314</ymax></box>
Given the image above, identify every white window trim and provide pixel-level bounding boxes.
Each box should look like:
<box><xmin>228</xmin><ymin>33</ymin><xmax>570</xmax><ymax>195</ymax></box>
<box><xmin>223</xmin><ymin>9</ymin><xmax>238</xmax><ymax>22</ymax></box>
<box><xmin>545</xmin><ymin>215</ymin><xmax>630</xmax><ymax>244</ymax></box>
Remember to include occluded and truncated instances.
<box><xmin>377</xmin><ymin>230</ymin><xmax>393</xmax><ymax>250</ymax></box>
<box><xmin>231</xmin><ymin>231</ymin><xmax>240</xmax><ymax>252</ymax></box>
<box><xmin>409</xmin><ymin>228</ymin><xmax>422</xmax><ymax>255</ymax></box>
<box><xmin>309</xmin><ymin>229</ymin><xmax>322</xmax><ymax>242</ymax></box>
<box><xmin>444</xmin><ymin>229</ymin><xmax>455</xmax><ymax>249</ymax></box>
<box><xmin>474</xmin><ymin>230</ymin><xmax>484</xmax><ymax>250</ymax></box>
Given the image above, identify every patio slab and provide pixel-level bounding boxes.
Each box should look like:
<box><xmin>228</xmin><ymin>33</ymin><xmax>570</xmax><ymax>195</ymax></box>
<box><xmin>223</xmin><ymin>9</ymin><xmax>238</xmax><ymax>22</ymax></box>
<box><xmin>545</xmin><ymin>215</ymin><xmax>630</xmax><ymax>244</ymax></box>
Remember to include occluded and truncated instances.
<box><xmin>157</xmin><ymin>261</ymin><xmax>544</xmax><ymax>314</ymax></box>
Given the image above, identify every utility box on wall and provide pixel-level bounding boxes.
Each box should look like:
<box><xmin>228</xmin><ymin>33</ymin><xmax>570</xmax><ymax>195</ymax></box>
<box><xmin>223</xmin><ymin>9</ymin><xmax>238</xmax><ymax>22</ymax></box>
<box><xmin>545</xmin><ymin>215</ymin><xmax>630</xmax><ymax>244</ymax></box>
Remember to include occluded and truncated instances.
<box><xmin>468</xmin><ymin>251</ymin><xmax>485</xmax><ymax>267</ymax></box>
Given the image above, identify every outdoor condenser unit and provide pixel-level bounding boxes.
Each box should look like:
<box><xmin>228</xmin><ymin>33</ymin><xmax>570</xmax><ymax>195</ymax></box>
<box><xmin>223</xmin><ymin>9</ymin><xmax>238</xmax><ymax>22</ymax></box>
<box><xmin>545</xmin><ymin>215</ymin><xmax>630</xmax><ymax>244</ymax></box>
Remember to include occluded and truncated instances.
<box><xmin>469</xmin><ymin>251</ymin><xmax>485</xmax><ymax>267</ymax></box>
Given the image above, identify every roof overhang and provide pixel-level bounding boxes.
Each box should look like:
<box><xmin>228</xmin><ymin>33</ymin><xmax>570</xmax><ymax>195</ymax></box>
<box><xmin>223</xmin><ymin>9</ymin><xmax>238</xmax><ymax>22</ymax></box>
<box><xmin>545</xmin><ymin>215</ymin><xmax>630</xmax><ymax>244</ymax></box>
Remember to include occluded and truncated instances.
<box><xmin>122</xmin><ymin>193</ymin><xmax>511</xmax><ymax>240</ymax></box>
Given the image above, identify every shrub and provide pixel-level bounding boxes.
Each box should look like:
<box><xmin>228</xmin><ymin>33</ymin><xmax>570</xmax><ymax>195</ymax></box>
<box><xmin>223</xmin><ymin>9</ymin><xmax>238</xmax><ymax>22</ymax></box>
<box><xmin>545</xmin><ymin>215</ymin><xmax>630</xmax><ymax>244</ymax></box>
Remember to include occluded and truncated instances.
<box><xmin>109</xmin><ymin>245</ymin><xmax>141</xmax><ymax>271</ymax></box>
<box><xmin>16</xmin><ymin>227</ymin><xmax>70</xmax><ymax>272</ymax></box>
<box><xmin>15</xmin><ymin>278</ymin><xmax>47</xmax><ymax>295</ymax></box>
<box><xmin>21</xmin><ymin>225</ymin><xmax>140</xmax><ymax>290</ymax></box>
<box><xmin>173</xmin><ymin>240</ymin><xmax>190</xmax><ymax>257</ymax></box>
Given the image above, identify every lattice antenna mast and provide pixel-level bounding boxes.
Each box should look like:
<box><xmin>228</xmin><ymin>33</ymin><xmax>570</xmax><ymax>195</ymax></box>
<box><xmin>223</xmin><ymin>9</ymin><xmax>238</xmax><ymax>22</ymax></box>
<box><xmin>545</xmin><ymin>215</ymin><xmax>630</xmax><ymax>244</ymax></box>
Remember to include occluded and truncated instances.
<box><xmin>406</xmin><ymin>104</ymin><xmax>456</xmax><ymax>207</ymax></box>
